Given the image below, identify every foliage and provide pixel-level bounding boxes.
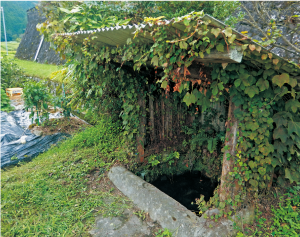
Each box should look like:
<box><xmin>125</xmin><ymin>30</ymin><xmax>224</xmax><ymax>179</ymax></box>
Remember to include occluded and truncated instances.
<box><xmin>1</xmin><ymin>115</ymin><xmax>133</xmax><ymax>236</ymax></box>
<box><xmin>39</xmin><ymin>2</ymin><xmax>300</xmax><ymax>207</ymax></box>
<box><xmin>1</xmin><ymin>1</ymin><xmax>36</xmax><ymax>41</ymax></box>
<box><xmin>237</xmin><ymin>1</ymin><xmax>300</xmax><ymax>62</ymax></box>
<box><xmin>1</xmin><ymin>87</ymin><xmax>13</xmax><ymax>112</ymax></box>
<box><xmin>270</xmin><ymin>185</ymin><xmax>300</xmax><ymax>236</ymax></box>
<box><xmin>181</xmin><ymin>107</ymin><xmax>225</xmax><ymax>179</ymax></box>
<box><xmin>155</xmin><ymin>228</ymin><xmax>173</xmax><ymax>237</ymax></box>
<box><xmin>57</xmin><ymin>4</ymin><xmax>131</xmax><ymax>32</ymax></box>
<box><xmin>52</xmin><ymin>85</ymin><xmax>71</xmax><ymax>118</ymax></box>
<box><xmin>37</xmin><ymin>1</ymin><xmax>240</xmax><ymax>41</ymax></box>
<box><xmin>1</xmin><ymin>56</ymin><xmax>28</xmax><ymax>88</ymax></box>
<box><xmin>23</xmin><ymin>80</ymin><xmax>51</xmax><ymax>125</ymax></box>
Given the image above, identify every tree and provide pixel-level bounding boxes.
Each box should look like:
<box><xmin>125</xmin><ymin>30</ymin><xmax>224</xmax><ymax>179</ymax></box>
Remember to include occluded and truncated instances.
<box><xmin>235</xmin><ymin>1</ymin><xmax>300</xmax><ymax>63</ymax></box>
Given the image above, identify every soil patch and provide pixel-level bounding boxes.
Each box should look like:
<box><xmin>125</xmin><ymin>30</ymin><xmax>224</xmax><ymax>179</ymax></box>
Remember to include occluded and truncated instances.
<box><xmin>30</xmin><ymin>117</ymin><xmax>91</xmax><ymax>135</ymax></box>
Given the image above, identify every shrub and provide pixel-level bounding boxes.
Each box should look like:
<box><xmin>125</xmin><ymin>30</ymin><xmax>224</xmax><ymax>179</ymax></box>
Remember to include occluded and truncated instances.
<box><xmin>1</xmin><ymin>87</ymin><xmax>13</xmax><ymax>112</ymax></box>
<box><xmin>1</xmin><ymin>56</ymin><xmax>28</xmax><ymax>88</ymax></box>
<box><xmin>23</xmin><ymin>80</ymin><xmax>51</xmax><ymax>125</ymax></box>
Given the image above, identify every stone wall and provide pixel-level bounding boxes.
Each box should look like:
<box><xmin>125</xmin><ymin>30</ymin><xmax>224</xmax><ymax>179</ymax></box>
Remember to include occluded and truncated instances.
<box><xmin>15</xmin><ymin>7</ymin><xmax>64</xmax><ymax>65</ymax></box>
<box><xmin>234</xmin><ymin>1</ymin><xmax>300</xmax><ymax>64</ymax></box>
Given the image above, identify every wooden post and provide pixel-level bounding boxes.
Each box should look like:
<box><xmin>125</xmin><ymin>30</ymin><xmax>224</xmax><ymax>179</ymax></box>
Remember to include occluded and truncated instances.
<box><xmin>149</xmin><ymin>94</ymin><xmax>155</xmax><ymax>144</ymax></box>
<box><xmin>156</xmin><ymin>100</ymin><xmax>161</xmax><ymax>140</ymax></box>
<box><xmin>219</xmin><ymin>97</ymin><xmax>241</xmax><ymax>203</ymax></box>
<box><xmin>161</xmin><ymin>93</ymin><xmax>165</xmax><ymax>139</ymax></box>
<box><xmin>137</xmin><ymin>94</ymin><xmax>146</xmax><ymax>163</ymax></box>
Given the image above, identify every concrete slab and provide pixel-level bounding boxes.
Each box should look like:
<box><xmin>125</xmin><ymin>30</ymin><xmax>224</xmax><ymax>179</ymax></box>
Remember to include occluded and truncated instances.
<box><xmin>107</xmin><ymin>166</ymin><xmax>248</xmax><ymax>237</ymax></box>
<box><xmin>89</xmin><ymin>210</ymin><xmax>153</xmax><ymax>237</ymax></box>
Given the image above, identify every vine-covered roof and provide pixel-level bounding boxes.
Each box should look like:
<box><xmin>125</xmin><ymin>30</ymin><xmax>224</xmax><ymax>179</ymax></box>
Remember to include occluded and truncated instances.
<box><xmin>57</xmin><ymin>13</ymin><xmax>300</xmax><ymax>87</ymax></box>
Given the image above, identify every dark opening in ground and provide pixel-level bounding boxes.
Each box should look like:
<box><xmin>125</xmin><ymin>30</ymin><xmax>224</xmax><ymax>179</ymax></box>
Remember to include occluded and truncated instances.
<box><xmin>150</xmin><ymin>171</ymin><xmax>218</xmax><ymax>214</ymax></box>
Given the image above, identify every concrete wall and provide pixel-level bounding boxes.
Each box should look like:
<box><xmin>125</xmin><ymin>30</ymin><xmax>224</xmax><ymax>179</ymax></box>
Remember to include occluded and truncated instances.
<box><xmin>15</xmin><ymin>7</ymin><xmax>64</xmax><ymax>65</ymax></box>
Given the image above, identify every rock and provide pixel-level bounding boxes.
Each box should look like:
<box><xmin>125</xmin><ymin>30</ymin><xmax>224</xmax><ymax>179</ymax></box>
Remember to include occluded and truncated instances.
<box><xmin>31</xmin><ymin>129</ymin><xmax>43</xmax><ymax>137</ymax></box>
<box><xmin>89</xmin><ymin>210</ymin><xmax>152</xmax><ymax>237</ymax></box>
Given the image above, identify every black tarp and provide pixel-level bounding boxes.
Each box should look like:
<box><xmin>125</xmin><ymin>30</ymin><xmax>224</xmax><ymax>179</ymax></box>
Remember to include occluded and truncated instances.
<box><xmin>1</xmin><ymin>110</ymin><xmax>70</xmax><ymax>168</ymax></box>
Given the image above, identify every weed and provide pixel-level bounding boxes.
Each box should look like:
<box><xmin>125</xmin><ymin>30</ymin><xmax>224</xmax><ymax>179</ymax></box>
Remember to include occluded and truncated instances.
<box><xmin>133</xmin><ymin>210</ymin><xmax>146</xmax><ymax>221</ymax></box>
<box><xmin>155</xmin><ymin>228</ymin><xmax>172</xmax><ymax>237</ymax></box>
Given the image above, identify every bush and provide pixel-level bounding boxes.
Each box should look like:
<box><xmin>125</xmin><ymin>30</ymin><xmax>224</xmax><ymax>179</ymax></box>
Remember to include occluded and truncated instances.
<box><xmin>1</xmin><ymin>56</ymin><xmax>28</xmax><ymax>88</ymax></box>
<box><xmin>1</xmin><ymin>87</ymin><xmax>13</xmax><ymax>112</ymax></box>
<box><xmin>23</xmin><ymin>80</ymin><xmax>51</xmax><ymax>125</ymax></box>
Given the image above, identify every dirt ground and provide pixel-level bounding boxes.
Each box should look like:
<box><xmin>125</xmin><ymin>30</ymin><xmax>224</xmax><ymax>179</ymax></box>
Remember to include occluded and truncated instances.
<box><xmin>30</xmin><ymin>117</ymin><xmax>91</xmax><ymax>135</ymax></box>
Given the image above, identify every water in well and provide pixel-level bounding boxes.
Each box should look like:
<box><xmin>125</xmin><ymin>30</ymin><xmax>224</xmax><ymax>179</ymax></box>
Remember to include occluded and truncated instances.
<box><xmin>150</xmin><ymin>171</ymin><xmax>218</xmax><ymax>214</ymax></box>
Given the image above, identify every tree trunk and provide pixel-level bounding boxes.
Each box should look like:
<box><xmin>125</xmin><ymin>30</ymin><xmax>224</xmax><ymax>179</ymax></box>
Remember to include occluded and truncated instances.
<box><xmin>219</xmin><ymin>97</ymin><xmax>241</xmax><ymax>203</ymax></box>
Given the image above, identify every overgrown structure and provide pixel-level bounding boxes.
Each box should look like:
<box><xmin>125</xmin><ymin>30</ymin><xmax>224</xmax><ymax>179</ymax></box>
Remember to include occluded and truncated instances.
<box><xmin>47</xmin><ymin>12</ymin><xmax>300</xmax><ymax>211</ymax></box>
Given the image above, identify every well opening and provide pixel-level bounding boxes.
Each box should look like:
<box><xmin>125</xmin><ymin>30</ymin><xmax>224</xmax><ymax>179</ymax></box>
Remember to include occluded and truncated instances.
<box><xmin>150</xmin><ymin>171</ymin><xmax>218</xmax><ymax>215</ymax></box>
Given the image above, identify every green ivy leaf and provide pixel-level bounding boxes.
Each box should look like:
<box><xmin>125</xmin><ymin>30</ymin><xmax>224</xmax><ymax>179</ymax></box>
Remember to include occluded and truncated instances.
<box><xmin>248</xmin><ymin>160</ymin><xmax>257</xmax><ymax>169</ymax></box>
<box><xmin>249</xmin><ymin>179</ymin><xmax>258</xmax><ymax>188</ymax></box>
<box><xmin>288</xmin><ymin>121</ymin><xmax>300</xmax><ymax>136</ymax></box>
<box><xmin>183</xmin><ymin>19</ymin><xmax>190</xmax><ymax>26</ymax></box>
<box><xmin>151</xmin><ymin>56</ymin><xmax>159</xmax><ymax>66</ymax></box>
<box><xmin>244</xmin><ymin>85</ymin><xmax>259</xmax><ymax>98</ymax></box>
<box><xmin>228</xmin><ymin>34</ymin><xmax>236</xmax><ymax>44</ymax></box>
<box><xmin>183</xmin><ymin>92</ymin><xmax>196</xmax><ymax>106</ymax></box>
<box><xmin>246</xmin><ymin>122</ymin><xmax>259</xmax><ymax>131</ymax></box>
<box><xmin>285</xmin><ymin>99</ymin><xmax>300</xmax><ymax>113</ymax></box>
<box><xmin>289</xmin><ymin>77</ymin><xmax>298</xmax><ymax>88</ymax></box>
<box><xmin>273</xmin><ymin>126</ymin><xmax>289</xmax><ymax>143</ymax></box>
<box><xmin>273</xmin><ymin>113</ymin><xmax>287</xmax><ymax>127</ymax></box>
<box><xmin>271</xmin><ymin>156</ymin><xmax>281</xmax><ymax>167</ymax></box>
<box><xmin>274</xmin><ymin>140</ymin><xmax>287</xmax><ymax>155</ymax></box>
<box><xmin>258</xmin><ymin>167</ymin><xmax>266</xmax><ymax>175</ymax></box>
<box><xmin>161</xmin><ymin>80</ymin><xmax>168</xmax><ymax>89</ymax></box>
<box><xmin>285</xmin><ymin>168</ymin><xmax>299</xmax><ymax>184</ymax></box>
<box><xmin>224</xmin><ymin>27</ymin><xmax>232</xmax><ymax>37</ymax></box>
<box><xmin>234</xmin><ymin>79</ymin><xmax>241</xmax><ymax>87</ymax></box>
<box><xmin>216</xmin><ymin>43</ymin><xmax>224</xmax><ymax>52</ymax></box>
<box><xmin>256</xmin><ymin>78</ymin><xmax>269</xmax><ymax>92</ymax></box>
<box><xmin>272</xmin><ymin>73</ymin><xmax>289</xmax><ymax>88</ymax></box>
<box><xmin>211</xmin><ymin>28</ymin><xmax>221</xmax><ymax>38</ymax></box>
<box><xmin>179</xmin><ymin>41</ymin><xmax>188</xmax><ymax>49</ymax></box>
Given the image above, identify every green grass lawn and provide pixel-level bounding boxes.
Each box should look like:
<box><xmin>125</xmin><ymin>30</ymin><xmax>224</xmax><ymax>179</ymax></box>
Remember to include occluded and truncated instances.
<box><xmin>1</xmin><ymin>116</ymin><xmax>133</xmax><ymax>236</ymax></box>
<box><xmin>1</xmin><ymin>41</ymin><xmax>62</xmax><ymax>79</ymax></box>
<box><xmin>1</xmin><ymin>41</ymin><xmax>19</xmax><ymax>53</ymax></box>
<box><xmin>11</xmin><ymin>57</ymin><xmax>63</xmax><ymax>80</ymax></box>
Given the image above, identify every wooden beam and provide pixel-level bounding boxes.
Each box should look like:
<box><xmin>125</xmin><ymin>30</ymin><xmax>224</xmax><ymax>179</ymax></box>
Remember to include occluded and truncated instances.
<box><xmin>194</xmin><ymin>46</ymin><xmax>243</xmax><ymax>64</ymax></box>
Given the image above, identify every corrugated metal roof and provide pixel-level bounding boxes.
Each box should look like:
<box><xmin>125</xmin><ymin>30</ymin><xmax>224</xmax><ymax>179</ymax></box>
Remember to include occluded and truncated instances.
<box><xmin>58</xmin><ymin>14</ymin><xmax>300</xmax><ymax>74</ymax></box>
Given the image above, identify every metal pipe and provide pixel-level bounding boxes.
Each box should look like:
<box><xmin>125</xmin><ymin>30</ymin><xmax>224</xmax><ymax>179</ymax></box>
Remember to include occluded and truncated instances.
<box><xmin>1</xmin><ymin>7</ymin><xmax>8</xmax><ymax>56</ymax></box>
<box><xmin>34</xmin><ymin>34</ymin><xmax>44</xmax><ymax>61</ymax></box>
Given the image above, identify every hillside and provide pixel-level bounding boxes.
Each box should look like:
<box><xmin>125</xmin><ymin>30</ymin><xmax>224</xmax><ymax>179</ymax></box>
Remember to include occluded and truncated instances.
<box><xmin>1</xmin><ymin>1</ymin><xmax>37</xmax><ymax>41</ymax></box>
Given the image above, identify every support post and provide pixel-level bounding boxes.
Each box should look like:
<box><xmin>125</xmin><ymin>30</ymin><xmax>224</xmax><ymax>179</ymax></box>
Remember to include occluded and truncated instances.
<box><xmin>1</xmin><ymin>7</ymin><xmax>8</xmax><ymax>56</ymax></box>
<box><xmin>219</xmin><ymin>97</ymin><xmax>241</xmax><ymax>203</ymax></box>
<box><xmin>137</xmin><ymin>94</ymin><xmax>146</xmax><ymax>163</ymax></box>
<box><xmin>149</xmin><ymin>93</ymin><xmax>155</xmax><ymax>143</ymax></box>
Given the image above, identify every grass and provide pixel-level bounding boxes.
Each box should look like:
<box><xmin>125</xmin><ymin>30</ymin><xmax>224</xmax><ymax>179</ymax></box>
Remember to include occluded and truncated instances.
<box><xmin>0</xmin><ymin>41</ymin><xmax>20</xmax><ymax>53</ymax></box>
<box><xmin>8</xmin><ymin>56</ymin><xmax>62</xmax><ymax>80</ymax></box>
<box><xmin>1</xmin><ymin>41</ymin><xmax>62</xmax><ymax>79</ymax></box>
<box><xmin>1</xmin><ymin>116</ymin><xmax>135</xmax><ymax>236</ymax></box>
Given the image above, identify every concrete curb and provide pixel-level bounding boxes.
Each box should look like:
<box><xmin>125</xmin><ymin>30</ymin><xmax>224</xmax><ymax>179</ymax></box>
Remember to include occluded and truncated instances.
<box><xmin>108</xmin><ymin>166</ymin><xmax>248</xmax><ymax>237</ymax></box>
